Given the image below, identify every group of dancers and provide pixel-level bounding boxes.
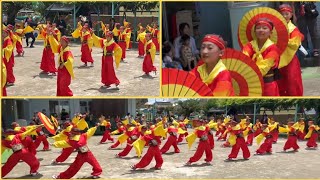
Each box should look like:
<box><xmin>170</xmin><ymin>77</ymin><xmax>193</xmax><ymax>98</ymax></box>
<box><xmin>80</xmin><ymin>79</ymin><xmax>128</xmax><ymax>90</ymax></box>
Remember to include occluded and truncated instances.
<box><xmin>2</xmin><ymin>113</ymin><xmax>319</xmax><ymax>179</ymax></box>
<box><xmin>2</xmin><ymin>19</ymin><xmax>160</xmax><ymax>96</ymax></box>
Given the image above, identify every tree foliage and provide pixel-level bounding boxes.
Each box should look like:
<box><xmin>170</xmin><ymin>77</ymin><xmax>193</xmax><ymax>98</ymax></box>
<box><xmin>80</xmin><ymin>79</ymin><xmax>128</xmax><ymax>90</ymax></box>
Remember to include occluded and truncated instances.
<box><xmin>172</xmin><ymin>99</ymin><xmax>320</xmax><ymax>123</ymax></box>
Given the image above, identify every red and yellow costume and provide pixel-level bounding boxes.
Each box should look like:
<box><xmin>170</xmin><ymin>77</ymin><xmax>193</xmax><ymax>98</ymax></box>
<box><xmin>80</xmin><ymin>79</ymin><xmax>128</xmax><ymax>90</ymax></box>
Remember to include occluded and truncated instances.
<box><xmin>99</xmin><ymin>118</ymin><xmax>114</xmax><ymax>144</ymax></box>
<box><xmin>147</xmin><ymin>25</ymin><xmax>160</xmax><ymax>51</ymax></box>
<box><xmin>116</xmin><ymin>126</ymin><xmax>141</xmax><ymax>157</ymax></box>
<box><xmin>143</xmin><ymin>36</ymin><xmax>157</xmax><ymax>74</ymax></box>
<box><xmin>72</xmin><ymin>23</ymin><xmax>94</xmax><ymax>65</ymax></box>
<box><xmin>109</xmin><ymin>124</ymin><xmax>126</xmax><ymax>149</ymax></box>
<box><xmin>112</xmin><ymin>25</ymin><xmax>120</xmax><ymax>40</ymax></box>
<box><xmin>1</xmin><ymin>126</ymin><xmax>40</xmax><ymax>178</ymax></box>
<box><xmin>124</xmin><ymin>20</ymin><xmax>132</xmax><ymax>49</ymax></box>
<box><xmin>52</xmin><ymin>27</ymin><xmax>61</xmax><ymax>42</ymax></box>
<box><xmin>186</xmin><ymin>124</ymin><xmax>213</xmax><ymax>164</ymax></box>
<box><xmin>12</xmin><ymin>124</ymin><xmax>37</xmax><ymax>155</ymax></box>
<box><xmin>118</xmin><ymin>30</ymin><xmax>127</xmax><ymax>60</ymax></box>
<box><xmin>304</xmin><ymin>122</ymin><xmax>319</xmax><ymax>148</ymax></box>
<box><xmin>39</xmin><ymin>27</ymin><xmax>57</xmax><ymax>73</ymax></box>
<box><xmin>14</xmin><ymin>29</ymin><xmax>24</xmax><ymax>55</ymax></box>
<box><xmin>33</xmin><ymin>127</ymin><xmax>50</xmax><ymax>151</ymax></box>
<box><xmin>268</xmin><ymin>119</ymin><xmax>279</xmax><ymax>143</ymax></box>
<box><xmin>255</xmin><ymin>125</ymin><xmax>273</xmax><ymax>154</ymax></box>
<box><xmin>295</xmin><ymin>121</ymin><xmax>306</xmax><ymax>140</ymax></box>
<box><xmin>3</xmin><ymin>32</ymin><xmax>15</xmax><ymax>84</ymax></box>
<box><xmin>131</xmin><ymin>125</ymin><xmax>165</xmax><ymax>169</ymax></box>
<box><xmin>242</xmin><ymin>39</ymin><xmax>280</xmax><ymax>96</ymax></box>
<box><xmin>93</xmin><ymin>33</ymin><xmax>122</xmax><ymax>87</ymax></box>
<box><xmin>172</xmin><ymin>119</ymin><xmax>189</xmax><ymax>143</ymax></box>
<box><xmin>52</xmin><ymin>126</ymin><xmax>102</xmax><ymax>179</ymax></box>
<box><xmin>277</xmin><ymin>6</ymin><xmax>304</xmax><ymax>96</ymax></box>
<box><xmin>191</xmin><ymin>35</ymin><xmax>234</xmax><ymax>96</ymax></box>
<box><xmin>49</xmin><ymin>36</ymin><xmax>74</xmax><ymax>96</ymax></box>
<box><xmin>51</xmin><ymin>124</ymin><xmax>74</xmax><ymax>163</ymax></box>
<box><xmin>2</xmin><ymin>58</ymin><xmax>7</xmax><ymax>96</ymax></box>
<box><xmin>243</xmin><ymin>122</ymin><xmax>254</xmax><ymax>145</ymax></box>
<box><xmin>100</xmin><ymin>22</ymin><xmax>110</xmax><ymax>37</ymax></box>
<box><xmin>253</xmin><ymin>121</ymin><xmax>263</xmax><ymax>137</ymax></box>
<box><xmin>227</xmin><ymin>123</ymin><xmax>250</xmax><ymax>160</ymax></box>
<box><xmin>136</xmin><ymin>29</ymin><xmax>146</xmax><ymax>56</ymax></box>
<box><xmin>217</xmin><ymin>118</ymin><xmax>229</xmax><ymax>141</ymax></box>
<box><xmin>160</xmin><ymin>126</ymin><xmax>180</xmax><ymax>154</ymax></box>
<box><xmin>280</xmin><ymin>123</ymin><xmax>300</xmax><ymax>151</ymax></box>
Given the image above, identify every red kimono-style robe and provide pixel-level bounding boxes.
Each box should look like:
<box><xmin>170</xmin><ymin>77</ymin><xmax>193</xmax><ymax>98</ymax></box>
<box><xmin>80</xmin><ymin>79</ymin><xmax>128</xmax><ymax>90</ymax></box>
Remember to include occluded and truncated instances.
<box><xmin>3</xmin><ymin>36</ymin><xmax>15</xmax><ymax>84</ymax></box>
<box><xmin>49</xmin><ymin>36</ymin><xmax>75</xmax><ymax>96</ymax></box>
<box><xmin>191</xmin><ymin>60</ymin><xmax>234</xmax><ymax>96</ymax></box>
<box><xmin>92</xmin><ymin>34</ymin><xmax>122</xmax><ymax>86</ymax></box>
<box><xmin>143</xmin><ymin>40</ymin><xmax>157</xmax><ymax>74</ymax></box>
<box><xmin>277</xmin><ymin>21</ymin><xmax>304</xmax><ymax>96</ymax></box>
<box><xmin>118</xmin><ymin>32</ymin><xmax>127</xmax><ymax>59</ymax></box>
<box><xmin>242</xmin><ymin>39</ymin><xmax>280</xmax><ymax>96</ymax></box>
<box><xmin>40</xmin><ymin>30</ymin><xmax>57</xmax><ymax>73</ymax></box>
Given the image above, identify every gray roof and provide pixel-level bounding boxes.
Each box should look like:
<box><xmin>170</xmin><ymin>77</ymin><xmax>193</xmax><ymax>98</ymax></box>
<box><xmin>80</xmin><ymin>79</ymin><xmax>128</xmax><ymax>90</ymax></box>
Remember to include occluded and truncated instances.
<box><xmin>46</xmin><ymin>3</ymin><xmax>75</xmax><ymax>12</ymax></box>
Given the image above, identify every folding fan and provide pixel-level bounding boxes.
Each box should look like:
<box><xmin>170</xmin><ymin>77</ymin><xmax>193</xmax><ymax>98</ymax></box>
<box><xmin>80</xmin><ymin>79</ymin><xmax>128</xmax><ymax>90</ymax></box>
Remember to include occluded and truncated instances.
<box><xmin>162</xmin><ymin>68</ymin><xmax>213</xmax><ymax>97</ymax></box>
<box><xmin>238</xmin><ymin>7</ymin><xmax>289</xmax><ymax>55</ymax></box>
<box><xmin>37</xmin><ymin>112</ymin><xmax>56</xmax><ymax>135</ymax></box>
<box><xmin>221</xmin><ymin>48</ymin><xmax>264</xmax><ymax>96</ymax></box>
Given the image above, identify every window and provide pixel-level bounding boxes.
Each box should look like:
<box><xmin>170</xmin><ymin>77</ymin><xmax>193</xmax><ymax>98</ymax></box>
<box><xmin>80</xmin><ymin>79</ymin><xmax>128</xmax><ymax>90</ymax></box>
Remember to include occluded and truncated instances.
<box><xmin>49</xmin><ymin>100</ymin><xmax>70</xmax><ymax>117</ymax></box>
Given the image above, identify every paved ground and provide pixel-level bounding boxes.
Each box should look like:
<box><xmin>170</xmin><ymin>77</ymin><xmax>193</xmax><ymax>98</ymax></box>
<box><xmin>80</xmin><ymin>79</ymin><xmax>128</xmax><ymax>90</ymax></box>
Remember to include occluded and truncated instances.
<box><xmin>6</xmin><ymin>40</ymin><xmax>160</xmax><ymax>96</ymax></box>
<box><xmin>2</xmin><ymin>132</ymin><xmax>319</xmax><ymax>179</ymax></box>
<box><xmin>302</xmin><ymin>66</ymin><xmax>320</xmax><ymax>96</ymax></box>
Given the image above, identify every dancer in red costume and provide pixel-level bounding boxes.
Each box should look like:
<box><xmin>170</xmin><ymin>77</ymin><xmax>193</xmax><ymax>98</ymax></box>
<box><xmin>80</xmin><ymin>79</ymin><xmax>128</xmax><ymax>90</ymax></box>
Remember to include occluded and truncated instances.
<box><xmin>49</xmin><ymin>35</ymin><xmax>74</xmax><ymax>96</ymax></box>
<box><xmin>131</xmin><ymin>126</ymin><xmax>164</xmax><ymax>170</ymax></box>
<box><xmin>38</xmin><ymin>24</ymin><xmax>57</xmax><ymax>75</ymax></box>
<box><xmin>72</xmin><ymin>22</ymin><xmax>94</xmax><ymax>67</ymax></box>
<box><xmin>2</xmin><ymin>29</ymin><xmax>15</xmax><ymax>86</ymax></box>
<box><xmin>255</xmin><ymin>124</ymin><xmax>273</xmax><ymax>155</ymax></box>
<box><xmin>98</xmin><ymin>116</ymin><xmax>114</xmax><ymax>144</ymax></box>
<box><xmin>109</xmin><ymin>122</ymin><xmax>126</xmax><ymax>149</ymax></box>
<box><xmin>52</xmin><ymin>125</ymin><xmax>102</xmax><ymax>179</ymax></box>
<box><xmin>185</xmin><ymin>120</ymin><xmax>213</xmax><ymax>165</ymax></box>
<box><xmin>226</xmin><ymin>121</ymin><xmax>250</xmax><ymax>161</ymax></box>
<box><xmin>116</xmin><ymin>124</ymin><xmax>141</xmax><ymax>158</ymax></box>
<box><xmin>191</xmin><ymin>34</ymin><xmax>234</xmax><ymax>96</ymax></box>
<box><xmin>281</xmin><ymin>121</ymin><xmax>300</xmax><ymax>152</ymax></box>
<box><xmin>51</xmin><ymin>121</ymin><xmax>74</xmax><ymax>165</ymax></box>
<box><xmin>160</xmin><ymin>125</ymin><xmax>180</xmax><ymax>154</ymax></box>
<box><xmin>142</xmin><ymin>33</ymin><xmax>157</xmax><ymax>76</ymax></box>
<box><xmin>304</xmin><ymin>121</ymin><xmax>318</xmax><ymax>149</ymax></box>
<box><xmin>1</xmin><ymin>125</ymin><xmax>43</xmax><ymax>178</ymax></box>
<box><xmin>277</xmin><ymin>4</ymin><xmax>304</xmax><ymax>96</ymax></box>
<box><xmin>92</xmin><ymin>31</ymin><xmax>122</xmax><ymax>89</ymax></box>
<box><xmin>242</xmin><ymin>18</ymin><xmax>280</xmax><ymax>96</ymax></box>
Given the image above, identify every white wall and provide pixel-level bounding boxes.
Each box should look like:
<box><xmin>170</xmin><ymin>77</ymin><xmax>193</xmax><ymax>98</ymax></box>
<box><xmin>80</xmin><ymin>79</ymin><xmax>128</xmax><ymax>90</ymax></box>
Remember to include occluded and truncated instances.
<box><xmin>127</xmin><ymin>99</ymin><xmax>136</xmax><ymax>117</ymax></box>
<box><xmin>28</xmin><ymin>99</ymin><xmax>50</xmax><ymax>121</ymax></box>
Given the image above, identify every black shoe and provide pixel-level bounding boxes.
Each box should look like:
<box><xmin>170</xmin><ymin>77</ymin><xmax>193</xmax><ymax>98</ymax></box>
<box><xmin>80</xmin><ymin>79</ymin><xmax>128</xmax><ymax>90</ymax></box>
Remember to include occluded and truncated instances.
<box><xmin>30</xmin><ymin>45</ymin><xmax>35</xmax><ymax>48</ymax></box>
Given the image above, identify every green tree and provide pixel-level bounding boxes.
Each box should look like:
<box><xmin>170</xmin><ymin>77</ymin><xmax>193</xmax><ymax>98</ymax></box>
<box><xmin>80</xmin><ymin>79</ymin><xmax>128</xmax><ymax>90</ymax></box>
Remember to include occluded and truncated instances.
<box><xmin>175</xmin><ymin>99</ymin><xmax>201</xmax><ymax>117</ymax></box>
<box><xmin>3</xmin><ymin>2</ymin><xmax>32</xmax><ymax>25</ymax></box>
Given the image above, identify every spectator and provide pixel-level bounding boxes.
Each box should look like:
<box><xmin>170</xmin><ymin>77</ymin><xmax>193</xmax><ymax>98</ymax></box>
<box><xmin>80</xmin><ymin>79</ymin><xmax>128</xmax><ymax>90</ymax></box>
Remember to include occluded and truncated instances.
<box><xmin>110</xmin><ymin>18</ymin><xmax>116</xmax><ymax>30</ymax></box>
<box><xmin>24</xmin><ymin>18</ymin><xmax>37</xmax><ymax>48</ymax></box>
<box><xmin>60</xmin><ymin>109</ymin><xmax>69</xmax><ymax>123</ymax></box>
<box><xmin>32</xmin><ymin>112</ymin><xmax>41</xmax><ymax>125</ymax></box>
<box><xmin>163</xmin><ymin>41</ymin><xmax>183</xmax><ymax>69</ymax></box>
<box><xmin>57</xmin><ymin>16</ymin><xmax>67</xmax><ymax>36</ymax></box>
<box><xmin>193</xmin><ymin>25</ymin><xmax>203</xmax><ymax>50</ymax></box>
<box><xmin>180</xmin><ymin>34</ymin><xmax>197</xmax><ymax>71</ymax></box>
<box><xmin>294</xmin><ymin>2</ymin><xmax>319</xmax><ymax>57</ymax></box>
<box><xmin>174</xmin><ymin>23</ymin><xmax>199</xmax><ymax>60</ymax></box>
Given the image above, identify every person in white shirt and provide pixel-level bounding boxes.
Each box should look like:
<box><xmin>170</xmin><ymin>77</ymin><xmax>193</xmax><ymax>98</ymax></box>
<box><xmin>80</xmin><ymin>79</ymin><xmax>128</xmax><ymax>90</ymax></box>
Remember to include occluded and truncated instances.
<box><xmin>174</xmin><ymin>23</ymin><xmax>199</xmax><ymax>60</ymax></box>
